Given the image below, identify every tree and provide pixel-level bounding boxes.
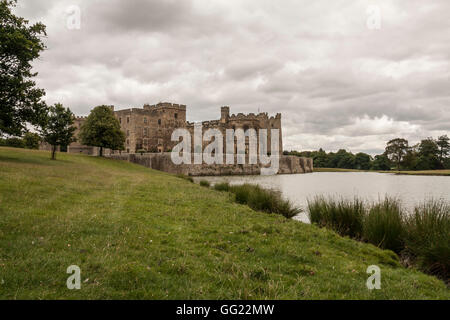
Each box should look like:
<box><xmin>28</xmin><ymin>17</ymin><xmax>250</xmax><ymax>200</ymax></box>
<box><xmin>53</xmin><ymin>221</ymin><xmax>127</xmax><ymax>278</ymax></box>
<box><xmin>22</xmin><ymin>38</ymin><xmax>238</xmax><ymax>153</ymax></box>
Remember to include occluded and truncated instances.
<box><xmin>436</xmin><ymin>135</ymin><xmax>450</xmax><ymax>165</ymax></box>
<box><xmin>416</xmin><ymin>138</ymin><xmax>440</xmax><ymax>170</ymax></box>
<box><xmin>337</xmin><ymin>152</ymin><xmax>356</xmax><ymax>169</ymax></box>
<box><xmin>2</xmin><ymin>136</ymin><xmax>24</xmax><ymax>148</ymax></box>
<box><xmin>402</xmin><ymin>148</ymin><xmax>418</xmax><ymax>170</ymax></box>
<box><xmin>41</xmin><ymin>103</ymin><xmax>76</xmax><ymax>160</ymax></box>
<box><xmin>385</xmin><ymin>138</ymin><xmax>409</xmax><ymax>170</ymax></box>
<box><xmin>371</xmin><ymin>154</ymin><xmax>391</xmax><ymax>170</ymax></box>
<box><xmin>0</xmin><ymin>0</ymin><xmax>48</xmax><ymax>136</ymax></box>
<box><xmin>355</xmin><ymin>152</ymin><xmax>372</xmax><ymax>170</ymax></box>
<box><xmin>79</xmin><ymin>105</ymin><xmax>125</xmax><ymax>156</ymax></box>
<box><xmin>23</xmin><ymin>132</ymin><xmax>40</xmax><ymax>149</ymax></box>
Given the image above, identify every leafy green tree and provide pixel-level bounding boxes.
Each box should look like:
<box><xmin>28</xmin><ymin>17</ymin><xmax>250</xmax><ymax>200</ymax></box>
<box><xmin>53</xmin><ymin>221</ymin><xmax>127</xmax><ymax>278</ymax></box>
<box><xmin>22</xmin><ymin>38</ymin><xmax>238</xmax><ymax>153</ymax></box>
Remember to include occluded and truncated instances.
<box><xmin>402</xmin><ymin>148</ymin><xmax>418</xmax><ymax>170</ymax></box>
<box><xmin>385</xmin><ymin>138</ymin><xmax>409</xmax><ymax>170</ymax></box>
<box><xmin>41</xmin><ymin>103</ymin><xmax>76</xmax><ymax>160</ymax></box>
<box><xmin>337</xmin><ymin>152</ymin><xmax>356</xmax><ymax>169</ymax></box>
<box><xmin>312</xmin><ymin>148</ymin><xmax>328</xmax><ymax>168</ymax></box>
<box><xmin>3</xmin><ymin>137</ymin><xmax>24</xmax><ymax>148</ymax></box>
<box><xmin>23</xmin><ymin>132</ymin><xmax>40</xmax><ymax>149</ymax></box>
<box><xmin>416</xmin><ymin>138</ymin><xmax>440</xmax><ymax>170</ymax></box>
<box><xmin>371</xmin><ymin>154</ymin><xmax>391</xmax><ymax>170</ymax></box>
<box><xmin>436</xmin><ymin>135</ymin><xmax>450</xmax><ymax>165</ymax></box>
<box><xmin>0</xmin><ymin>0</ymin><xmax>48</xmax><ymax>136</ymax></box>
<box><xmin>355</xmin><ymin>152</ymin><xmax>371</xmax><ymax>170</ymax></box>
<box><xmin>79</xmin><ymin>105</ymin><xmax>125</xmax><ymax>156</ymax></box>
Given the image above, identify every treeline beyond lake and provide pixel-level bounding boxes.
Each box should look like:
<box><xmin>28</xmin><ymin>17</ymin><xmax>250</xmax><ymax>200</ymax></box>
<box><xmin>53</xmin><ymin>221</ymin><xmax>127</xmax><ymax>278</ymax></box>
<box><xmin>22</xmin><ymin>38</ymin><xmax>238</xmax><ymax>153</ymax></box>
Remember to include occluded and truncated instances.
<box><xmin>285</xmin><ymin>136</ymin><xmax>450</xmax><ymax>171</ymax></box>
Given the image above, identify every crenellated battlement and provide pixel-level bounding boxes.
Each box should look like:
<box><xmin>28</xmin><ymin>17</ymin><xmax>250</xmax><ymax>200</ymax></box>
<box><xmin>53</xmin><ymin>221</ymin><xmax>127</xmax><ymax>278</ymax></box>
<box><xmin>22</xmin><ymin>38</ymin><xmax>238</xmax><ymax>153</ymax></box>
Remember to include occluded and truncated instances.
<box><xmin>143</xmin><ymin>102</ymin><xmax>187</xmax><ymax>110</ymax></box>
<box><xmin>71</xmin><ymin>102</ymin><xmax>282</xmax><ymax>155</ymax></box>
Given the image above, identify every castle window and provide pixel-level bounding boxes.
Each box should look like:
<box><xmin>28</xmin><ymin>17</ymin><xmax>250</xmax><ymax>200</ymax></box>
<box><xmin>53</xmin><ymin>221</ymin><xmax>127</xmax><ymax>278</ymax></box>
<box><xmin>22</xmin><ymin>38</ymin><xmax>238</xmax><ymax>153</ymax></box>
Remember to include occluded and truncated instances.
<box><xmin>174</xmin><ymin>113</ymin><xmax>178</xmax><ymax>119</ymax></box>
<box><xmin>144</xmin><ymin>117</ymin><xmax>147</xmax><ymax>124</ymax></box>
<box><xmin>127</xmin><ymin>139</ymin><xmax>129</xmax><ymax>145</ymax></box>
<box><xmin>158</xmin><ymin>119</ymin><xmax>161</xmax><ymax>125</ymax></box>
<box><xmin>119</xmin><ymin>118</ymin><xmax>122</xmax><ymax>124</ymax></box>
<box><xmin>143</xmin><ymin>128</ymin><xmax>148</xmax><ymax>136</ymax></box>
<box><xmin>243</xmin><ymin>125</ymin><xmax>249</xmax><ymax>131</ymax></box>
<box><xmin>127</xmin><ymin>117</ymin><xmax>130</xmax><ymax>123</ymax></box>
<box><xmin>127</xmin><ymin>130</ymin><xmax>130</xmax><ymax>137</ymax></box>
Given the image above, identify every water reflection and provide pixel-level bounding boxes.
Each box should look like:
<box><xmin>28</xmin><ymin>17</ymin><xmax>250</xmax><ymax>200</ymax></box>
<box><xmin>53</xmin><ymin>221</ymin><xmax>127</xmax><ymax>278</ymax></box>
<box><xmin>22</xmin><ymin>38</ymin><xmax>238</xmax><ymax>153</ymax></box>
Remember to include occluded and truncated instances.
<box><xmin>194</xmin><ymin>172</ymin><xmax>450</xmax><ymax>223</ymax></box>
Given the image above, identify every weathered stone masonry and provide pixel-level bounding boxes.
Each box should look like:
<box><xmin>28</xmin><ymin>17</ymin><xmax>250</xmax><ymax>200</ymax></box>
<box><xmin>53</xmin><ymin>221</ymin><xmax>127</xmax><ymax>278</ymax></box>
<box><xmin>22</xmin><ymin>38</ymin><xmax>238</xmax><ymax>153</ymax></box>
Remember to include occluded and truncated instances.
<box><xmin>107</xmin><ymin>153</ymin><xmax>313</xmax><ymax>176</ymax></box>
<box><xmin>67</xmin><ymin>102</ymin><xmax>313</xmax><ymax>175</ymax></box>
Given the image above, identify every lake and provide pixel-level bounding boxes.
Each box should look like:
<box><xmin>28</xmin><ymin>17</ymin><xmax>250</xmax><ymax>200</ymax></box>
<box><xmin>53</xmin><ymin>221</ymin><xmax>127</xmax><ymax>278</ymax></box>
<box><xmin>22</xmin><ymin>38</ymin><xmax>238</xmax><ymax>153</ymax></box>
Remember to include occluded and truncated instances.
<box><xmin>194</xmin><ymin>172</ymin><xmax>450</xmax><ymax>223</ymax></box>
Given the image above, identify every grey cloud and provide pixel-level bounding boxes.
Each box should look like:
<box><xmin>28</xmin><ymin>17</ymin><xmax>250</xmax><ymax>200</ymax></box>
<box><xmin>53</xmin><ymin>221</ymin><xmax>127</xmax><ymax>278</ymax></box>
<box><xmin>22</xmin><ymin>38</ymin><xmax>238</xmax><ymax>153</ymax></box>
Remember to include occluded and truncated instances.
<box><xmin>12</xmin><ymin>0</ymin><xmax>450</xmax><ymax>155</ymax></box>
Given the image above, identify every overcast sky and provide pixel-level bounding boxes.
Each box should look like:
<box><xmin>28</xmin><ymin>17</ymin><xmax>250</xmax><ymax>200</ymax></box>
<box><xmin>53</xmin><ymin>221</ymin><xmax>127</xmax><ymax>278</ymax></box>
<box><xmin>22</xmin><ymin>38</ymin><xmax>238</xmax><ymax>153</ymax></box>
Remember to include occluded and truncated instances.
<box><xmin>15</xmin><ymin>0</ymin><xmax>450</xmax><ymax>154</ymax></box>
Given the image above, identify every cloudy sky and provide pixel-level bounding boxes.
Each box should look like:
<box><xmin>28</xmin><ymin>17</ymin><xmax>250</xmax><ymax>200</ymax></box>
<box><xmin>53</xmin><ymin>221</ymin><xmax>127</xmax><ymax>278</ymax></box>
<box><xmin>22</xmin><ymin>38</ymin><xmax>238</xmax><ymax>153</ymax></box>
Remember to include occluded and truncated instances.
<box><xmin>15</xmin><ymin>0</ymin><xmax>450</xmax><ymax>154</ymax></box>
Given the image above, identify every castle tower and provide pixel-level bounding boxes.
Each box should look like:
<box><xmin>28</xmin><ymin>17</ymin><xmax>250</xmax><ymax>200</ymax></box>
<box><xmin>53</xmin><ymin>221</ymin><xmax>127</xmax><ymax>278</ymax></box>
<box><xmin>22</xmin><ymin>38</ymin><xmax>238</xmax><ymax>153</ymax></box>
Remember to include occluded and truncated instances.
<box><xmin>220</xmin><ymin>106</ymin><xmax>230</xmax><ymax>123</ymax></box>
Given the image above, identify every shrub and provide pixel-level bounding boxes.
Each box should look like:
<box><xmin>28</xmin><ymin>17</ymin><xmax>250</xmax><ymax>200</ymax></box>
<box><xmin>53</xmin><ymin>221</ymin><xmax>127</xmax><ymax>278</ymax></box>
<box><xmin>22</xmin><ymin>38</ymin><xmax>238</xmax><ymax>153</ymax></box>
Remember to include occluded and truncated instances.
<box><xmin>23</xmin><ymin>132</ymin><xmax>41</xmax><ymax>149</ymax></box>
<box><xmin>199</xmin><ymin>180</ymin><xmax>211</xmax><ymax>187</ymax></box>
<box><xmin>4</xmin><ymin>137</ymin><xmax>25</xmax><ymax>148</ymax></box>
<box><xmin>229</xmin><ymin>184</ymin><xmax>302</xmax><ymax>219</ymax></box>
<box><xmin>214</xmin><ymin>182</ymin><xmax>230</xmax><ymax>192</ymax></box>
<box><xmin>176</xmin><ymin>174</ymin><xmax>194</xmax><ymax>183</ymax></box>
<box><xmin>307</xmin><ymin>196</ymin><xmax>366</xmax><ymax>239</ymax></box>
<box><xmin>363</xmin><ymin>197</ymin><xmax>405</xmax><ymax>253</ymax></box>
<box><xmin>404</xmin><ymin>200</ymin><xmax>450</xmax><ymax>279</ymax></box>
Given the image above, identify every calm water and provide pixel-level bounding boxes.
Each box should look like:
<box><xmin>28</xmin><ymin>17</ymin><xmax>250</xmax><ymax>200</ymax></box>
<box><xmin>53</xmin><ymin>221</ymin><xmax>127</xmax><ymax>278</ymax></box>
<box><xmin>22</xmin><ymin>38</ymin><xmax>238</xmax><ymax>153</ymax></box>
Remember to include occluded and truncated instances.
<box><xmin>194</xmin><ymin>172</ymin><xmax>450</xmax><ymax>223</ymax></box>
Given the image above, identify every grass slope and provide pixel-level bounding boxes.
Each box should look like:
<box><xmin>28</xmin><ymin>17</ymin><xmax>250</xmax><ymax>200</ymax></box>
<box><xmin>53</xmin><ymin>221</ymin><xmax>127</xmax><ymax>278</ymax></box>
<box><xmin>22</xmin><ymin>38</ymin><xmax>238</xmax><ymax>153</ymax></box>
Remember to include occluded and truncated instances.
<box><xmin>314</xmin><ymin>168</ymin><xmax>450</xmax><ymax>176</ymax></box>
<box><xmin>0</xmin><ymin>147</ymin><xmax>448</xmax><ymax>299</ymax></box>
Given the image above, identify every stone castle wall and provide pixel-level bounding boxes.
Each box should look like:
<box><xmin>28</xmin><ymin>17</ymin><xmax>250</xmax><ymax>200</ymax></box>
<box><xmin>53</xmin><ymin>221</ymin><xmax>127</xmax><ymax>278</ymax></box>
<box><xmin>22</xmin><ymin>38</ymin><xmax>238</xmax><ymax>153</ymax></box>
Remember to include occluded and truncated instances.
<box><xmin>106</xmin><ymin>153</ymin><xmax>313</xmax><ymax>176</ymax></box>
<box><xmin>67</xmin><ymin>102</ymin><xmax>314</xmax><ymax>176</ymax></box>
<box><xmin>69</xmin><ymin>103</ymin><xmax>283</xmax><ymax>156</ymax></box>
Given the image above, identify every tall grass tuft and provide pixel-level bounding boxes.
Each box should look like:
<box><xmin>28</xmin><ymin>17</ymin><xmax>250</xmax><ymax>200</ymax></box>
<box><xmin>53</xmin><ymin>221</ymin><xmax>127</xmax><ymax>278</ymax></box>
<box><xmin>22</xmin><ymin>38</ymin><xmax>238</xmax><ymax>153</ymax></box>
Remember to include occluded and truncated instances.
<box><xmin>214</xmin><ymin>182</ymin><xmax>231</xmax><ymax>192</ymax></box>
<box><xmin>228</xmin><ymin>184</ymin><xmax>302</xmax><ymax>219</ymax></box>
<box><xmin>363</xmin><ymin>197</ymin><xmax>405</xmax><ymax>253</ymax></box>
<box><xmin>199</xmin><ymin>180</ymin><xmax>211</xmax><ymax>187</ymax></box>
<box><xmin>307</xmin><ymin>196</ymin><xmax>366</xmax><ymax>239</ymax></box>
<box><xmin>404</xmin><ymin>200</ymin><xmax>450</xmax><ymax>280</ymax></box>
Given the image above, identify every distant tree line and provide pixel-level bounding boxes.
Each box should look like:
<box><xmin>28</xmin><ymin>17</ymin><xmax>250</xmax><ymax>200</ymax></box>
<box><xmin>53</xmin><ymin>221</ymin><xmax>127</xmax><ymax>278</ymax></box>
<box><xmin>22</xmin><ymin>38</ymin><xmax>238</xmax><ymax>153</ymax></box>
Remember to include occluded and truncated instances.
<box><xmin>285</xmin><ymin>135</ymin><xmax>450</xmax><ymax>171</ymax></box>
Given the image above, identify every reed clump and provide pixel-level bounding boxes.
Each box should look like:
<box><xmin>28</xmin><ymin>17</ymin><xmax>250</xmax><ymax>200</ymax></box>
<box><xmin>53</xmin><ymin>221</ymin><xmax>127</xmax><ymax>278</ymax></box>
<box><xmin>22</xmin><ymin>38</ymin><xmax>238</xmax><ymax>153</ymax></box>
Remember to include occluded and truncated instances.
<box><xmin>307</xmin><ymin>196</ymin><xmax>449</xmax><ymax>281</ymax></box>
<box><xmin>215</xmin><ymin>182</ymin><xmax>302</xmax><ymax>219</ymax></box>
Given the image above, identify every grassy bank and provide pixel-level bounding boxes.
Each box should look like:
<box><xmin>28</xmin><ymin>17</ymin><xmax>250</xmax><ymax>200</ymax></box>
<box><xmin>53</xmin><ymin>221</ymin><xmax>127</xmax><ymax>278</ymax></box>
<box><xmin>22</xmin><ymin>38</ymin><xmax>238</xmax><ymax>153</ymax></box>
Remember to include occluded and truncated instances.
<box><xmin>211</xmin><ymin>182</ymin><xmax>301</xmax><ymax>218</ymax></box>
<box><xmin>307</xmin><ymin>197</ymin><xmax>449</xmax><ymax>281</ymax></box>
<box><xmin>314</xmin><ymin>168</ymin><xmax>450</xmax><ymax>176</ymax></box>
<box><xmin>0</xmin><ymin>147</ymin><xmax>448</xmax><ymax>299</ymax></box>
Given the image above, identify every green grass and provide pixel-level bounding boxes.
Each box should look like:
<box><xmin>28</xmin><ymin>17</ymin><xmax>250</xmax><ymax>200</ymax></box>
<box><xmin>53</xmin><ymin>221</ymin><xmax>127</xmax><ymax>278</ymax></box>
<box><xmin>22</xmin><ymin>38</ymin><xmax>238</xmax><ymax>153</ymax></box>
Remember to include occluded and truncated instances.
<box><xmin>307</xmin><ymin>197</ymin><xmax>366</xmax><ymax>239</ymax></box>
<box><xmin>199</xmin><ymin>180</ymin><xmax>211</xmax><ymax>188</ymax></box>
<box><xmin>364</xmin><ymin>198</ymin><xmax>405</xmax><ymax>254</ymax></box>
<box><xmin>0</xmin><ymin>147</ymin><xmax>448</xmax><ymax>299</ymax></box>
<box><xmin>213</xmin><ymin>182</ymin><xmax>301</xmax><ymax>219</ymax></box>
<box><xmin>404</xmin><ymin>200</ymin><xmax>450</xmax><ymax>279</ymax></box>
<box><xmin>307</xmin><ymin>196</ymin><xmax>449</xmax><ymax>282</ymax></box>
<box><xmin>176</xmin><ymin>174</ymin><xmax>194</xmax><ymax>183</ymax></box>
<box><xmin>314</xmin><ymin>168</ymin><xmax>450</xmax><ymax>176</ymax></box>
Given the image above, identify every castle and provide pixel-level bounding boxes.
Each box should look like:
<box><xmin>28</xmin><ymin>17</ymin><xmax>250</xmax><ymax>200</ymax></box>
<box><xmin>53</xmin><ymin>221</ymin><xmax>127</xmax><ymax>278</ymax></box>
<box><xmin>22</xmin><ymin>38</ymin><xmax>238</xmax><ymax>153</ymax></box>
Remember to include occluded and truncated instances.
<box><xmin>68</xmin><ymin>102</ymin><xmax>283</xmax><ymax>156</ymax></box>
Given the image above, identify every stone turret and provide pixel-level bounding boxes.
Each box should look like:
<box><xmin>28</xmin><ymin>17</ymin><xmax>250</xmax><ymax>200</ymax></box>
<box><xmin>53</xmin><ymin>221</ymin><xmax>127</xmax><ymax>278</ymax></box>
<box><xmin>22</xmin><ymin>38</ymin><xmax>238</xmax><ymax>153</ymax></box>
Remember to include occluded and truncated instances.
<box><xmin>220</xmin><ymin>106</ymin><xmax>230</xmax><ymax>123</ymax></box>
